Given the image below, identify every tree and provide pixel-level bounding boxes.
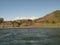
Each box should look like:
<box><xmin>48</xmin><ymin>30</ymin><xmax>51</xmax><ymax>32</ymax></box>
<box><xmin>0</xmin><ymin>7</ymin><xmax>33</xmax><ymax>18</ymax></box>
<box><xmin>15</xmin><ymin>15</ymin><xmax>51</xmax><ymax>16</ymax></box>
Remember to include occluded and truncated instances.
<box><xmin>0</xmin><ymin>18</ymin><xmax>4</xmax><ymax>23</ymax></box>
<box><xmin>52</xmin><ymin>21</ymin><xmax>56</xmax><ymax>23</ymax></box>
<box><xmin>27</xmin><ymin>19</ymin><xmax>32</xmax><ymax>22</ymax></box>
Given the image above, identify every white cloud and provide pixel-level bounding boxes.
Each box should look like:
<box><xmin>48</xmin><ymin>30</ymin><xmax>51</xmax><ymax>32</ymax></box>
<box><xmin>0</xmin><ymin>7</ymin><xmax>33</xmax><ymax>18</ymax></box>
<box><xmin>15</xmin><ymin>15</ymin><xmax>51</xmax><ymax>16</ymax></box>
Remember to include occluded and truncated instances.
<box><xmin>29</xmin><ymin>17</ymin><xmax>38</xmax><ymax>20</ymax></box>
<box><xmin>12</xmin><ymin>17</ymin><xmax>38</xmax><ymax>21</ymax></box>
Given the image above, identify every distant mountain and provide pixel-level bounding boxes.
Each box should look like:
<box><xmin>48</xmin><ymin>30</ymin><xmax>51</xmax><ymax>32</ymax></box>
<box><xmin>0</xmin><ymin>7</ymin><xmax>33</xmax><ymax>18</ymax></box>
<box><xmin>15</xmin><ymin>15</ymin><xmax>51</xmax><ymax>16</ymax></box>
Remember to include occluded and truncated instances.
<box><xmin>35</xmin><ymin>10</ymin><xmax>60</xmax><ymax>23</ymax></box>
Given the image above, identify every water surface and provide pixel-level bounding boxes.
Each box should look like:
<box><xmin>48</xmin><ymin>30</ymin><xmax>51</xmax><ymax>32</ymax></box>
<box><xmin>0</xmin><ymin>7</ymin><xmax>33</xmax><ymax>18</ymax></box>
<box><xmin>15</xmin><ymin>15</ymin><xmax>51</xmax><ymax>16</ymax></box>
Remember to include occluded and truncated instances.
<box><xmin>0</xmin><ymin>28</ymin><xmax>60</xmax><ymax>45</ymax></box>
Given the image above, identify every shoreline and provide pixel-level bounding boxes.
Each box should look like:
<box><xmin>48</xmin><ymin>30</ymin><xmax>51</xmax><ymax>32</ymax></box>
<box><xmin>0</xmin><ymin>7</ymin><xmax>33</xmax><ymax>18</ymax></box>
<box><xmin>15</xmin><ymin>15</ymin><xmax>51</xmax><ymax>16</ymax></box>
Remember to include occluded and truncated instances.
<box><xmin>0</xmin><ymin>26</ymin><xmax>60</xmax><ymax>29</ymax></box>
<box><xmin>0</xmin><ymin>22</ymin><xmax>60</xmax><ymax>29</ymax></box>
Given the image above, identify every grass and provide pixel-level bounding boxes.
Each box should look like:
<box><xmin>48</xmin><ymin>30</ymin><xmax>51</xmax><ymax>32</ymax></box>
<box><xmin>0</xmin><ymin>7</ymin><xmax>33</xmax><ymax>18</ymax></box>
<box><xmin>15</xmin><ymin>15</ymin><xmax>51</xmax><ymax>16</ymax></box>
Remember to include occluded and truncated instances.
<box><xmin>19</xmin><ymin>23</ymin><xmax>60</xmax><ymax>28</ymax></box>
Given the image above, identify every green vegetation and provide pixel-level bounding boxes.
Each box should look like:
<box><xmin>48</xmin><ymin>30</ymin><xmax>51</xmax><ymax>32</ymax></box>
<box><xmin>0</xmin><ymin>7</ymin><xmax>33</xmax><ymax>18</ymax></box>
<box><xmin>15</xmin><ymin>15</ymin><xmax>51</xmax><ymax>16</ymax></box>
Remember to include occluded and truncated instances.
<box><xmin>0</xmin><ymin>18</ymin><xmax>4</xmax><ymax>23</ymax></box>
<box><xmin>53</xmin><ymin>10</ymin><xmax>60</xmax><ymax>17</ymax></box>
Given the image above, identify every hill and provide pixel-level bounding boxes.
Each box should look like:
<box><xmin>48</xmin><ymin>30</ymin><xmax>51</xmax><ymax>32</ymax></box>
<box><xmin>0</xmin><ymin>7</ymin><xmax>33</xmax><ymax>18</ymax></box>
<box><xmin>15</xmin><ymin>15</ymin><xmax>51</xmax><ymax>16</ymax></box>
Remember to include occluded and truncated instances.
<box><xmin>0</xmin><ymin>10</ymin><xmax>60</xmax><ymax>28</ymax></box>
<box><xmin>35</xmin><ymin>10</ymin><xmax>60</xmax><ymax>23</ymax></box>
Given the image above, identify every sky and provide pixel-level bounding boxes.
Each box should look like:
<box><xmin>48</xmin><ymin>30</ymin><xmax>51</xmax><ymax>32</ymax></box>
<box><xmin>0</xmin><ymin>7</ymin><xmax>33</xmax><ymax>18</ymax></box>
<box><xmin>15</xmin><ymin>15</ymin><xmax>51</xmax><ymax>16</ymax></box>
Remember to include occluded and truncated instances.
<box><xmin>0</xmin><ymin>0</ymin><xmax>60</xmax><ymax>21</ymax></box>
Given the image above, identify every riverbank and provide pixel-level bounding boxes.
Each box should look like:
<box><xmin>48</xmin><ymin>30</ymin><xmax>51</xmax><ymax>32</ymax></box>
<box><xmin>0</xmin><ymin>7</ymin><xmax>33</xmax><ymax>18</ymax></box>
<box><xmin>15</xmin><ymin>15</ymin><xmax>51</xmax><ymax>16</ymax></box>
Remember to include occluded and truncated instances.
<box><xmin>0</xmin><ymin>23</ymin><xmax>60</xmax><ymax>29</ymax></box>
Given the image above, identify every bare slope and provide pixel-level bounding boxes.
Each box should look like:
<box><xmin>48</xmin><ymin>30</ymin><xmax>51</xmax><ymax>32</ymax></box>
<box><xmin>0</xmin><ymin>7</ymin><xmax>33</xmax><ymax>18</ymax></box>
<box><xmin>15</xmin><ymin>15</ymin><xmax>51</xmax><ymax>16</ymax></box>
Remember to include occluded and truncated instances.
<box><xmin>35</xmin><ymin>10</ymin><xmax>60</xmax><ymax>23</ymax></box>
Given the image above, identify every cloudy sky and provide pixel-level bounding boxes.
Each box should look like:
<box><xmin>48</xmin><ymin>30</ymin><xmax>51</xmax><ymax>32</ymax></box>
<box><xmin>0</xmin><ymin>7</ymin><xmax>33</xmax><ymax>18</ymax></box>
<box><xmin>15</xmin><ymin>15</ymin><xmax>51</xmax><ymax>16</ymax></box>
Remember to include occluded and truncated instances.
<box><xmin>0</xmin><ymin>0</ymin><xmax>60</xmax><ymax>21</ymax></box>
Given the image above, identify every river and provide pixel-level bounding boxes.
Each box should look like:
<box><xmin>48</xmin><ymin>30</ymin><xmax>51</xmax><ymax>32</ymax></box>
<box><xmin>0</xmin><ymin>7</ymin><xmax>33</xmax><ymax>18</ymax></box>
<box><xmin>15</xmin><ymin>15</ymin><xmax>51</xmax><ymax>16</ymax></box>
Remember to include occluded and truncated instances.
<box><xmin>0</xmin><ymin>28</ymin><xmax>60</xmax><ymax>45</ymax></box>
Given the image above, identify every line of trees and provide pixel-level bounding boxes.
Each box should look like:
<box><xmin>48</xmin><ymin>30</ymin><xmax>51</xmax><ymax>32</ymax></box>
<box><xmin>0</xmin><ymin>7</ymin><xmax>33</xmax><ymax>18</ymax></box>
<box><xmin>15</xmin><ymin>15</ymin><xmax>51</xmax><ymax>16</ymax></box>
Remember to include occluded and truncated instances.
<box><xmin>0</xmin><ymin>18</ymin><xmax>4</xmax><ymax>23</ymax></box>
<box><xmin>0</xmin><ymin>18</ymin><xmax>56</xmax><ymax>24</ymax></box>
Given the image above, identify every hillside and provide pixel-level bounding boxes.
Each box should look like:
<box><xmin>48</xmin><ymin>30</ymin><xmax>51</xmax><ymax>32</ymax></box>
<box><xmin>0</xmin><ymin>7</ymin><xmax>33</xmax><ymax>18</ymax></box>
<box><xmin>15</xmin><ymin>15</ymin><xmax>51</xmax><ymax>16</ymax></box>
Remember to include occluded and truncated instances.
<box><xmin>35</xmin><ymin>10</ymin><xmax>60</xmax><ymax>23</ymax></box>
<box><xmin>0</xmin><ymin>10</ymin><xmax>60</xmax><ymax>28</ymax></box>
